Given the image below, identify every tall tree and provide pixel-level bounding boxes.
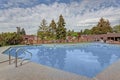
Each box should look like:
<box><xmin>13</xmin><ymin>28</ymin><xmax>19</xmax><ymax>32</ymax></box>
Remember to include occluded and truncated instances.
<box><xmin>38</xmin><ymin>19</ymin><xmax>48</xmax><ymax>32</ymax></box>
<box><xmin>21</xmin><ymin>28</ymin><xmax>26</xmax><ymax>35</ymax></box>
<box><xmin>56</xmin><ymin>15</ymin><xmax>66</xmax><ymax>40</ymax></box>
<box><xmin>91</xmin><ymin>18</ymin><xmax>112</xmax><ymax>34</ymax></box>
<box><xmin>37</xmin><ymin>19</ymin><xmax>49</xmax><ymax>42</ymax></box>
<box><xmin>49</xmin><ymin>19</ymin><xmax>57</xmax><ymax>39</ymax></box>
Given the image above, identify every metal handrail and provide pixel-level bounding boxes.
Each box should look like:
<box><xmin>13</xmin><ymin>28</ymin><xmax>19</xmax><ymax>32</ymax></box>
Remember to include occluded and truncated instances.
<box><xmin>8</xmin><ymin>47</ymin><xmax>13</xmax><ymax>65</ymax></box>
<box><xmin>8</xmin><ymin>47</ymin><xmax>32</xmax><ymax>67</ymax></box>
<box><xmin>19</xmin><ymin>48</ymin><xmax>32</xmax><ymax>66</ymax></box>
<box><xmin>3</xmin><ymin>47</ymin><xmax>17</xmax><ymax>65</ymax></box>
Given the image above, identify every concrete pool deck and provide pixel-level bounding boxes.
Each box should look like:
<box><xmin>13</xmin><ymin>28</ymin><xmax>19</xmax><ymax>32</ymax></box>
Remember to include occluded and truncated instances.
<box><xmin>0</xmin><ymin>61</ymin><xmax>91</xmax><ymax>80</ymax></box>
<box><xmin>0</xmin><ymin>46</ymin><xmax>120</xmax><ymax>80</ymax></box>
<box><xmin>0</xmin><ymin>46</ymin><xmax>10</xmax><ymax>63</ymax></box>
<box><xmin>95</xmin><ymin>59</ymin><xmax>120</xmax><ymax>80</ymax></box>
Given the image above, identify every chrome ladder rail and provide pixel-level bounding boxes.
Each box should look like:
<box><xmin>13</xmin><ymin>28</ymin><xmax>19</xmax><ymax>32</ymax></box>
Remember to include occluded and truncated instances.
<box><xmin>8</xmin><ymin>47</ymin><xmax>32</xmax><ymax>67</ymax></box>
<box><xmin>2</xmin><ymin>47</ymin><xmax>13</xmax><ymax>65</ymax></box>
<box><xmin>19</xmin><ymin>48</ymin><xmax>32</xmax><ymax>66</ymax></box>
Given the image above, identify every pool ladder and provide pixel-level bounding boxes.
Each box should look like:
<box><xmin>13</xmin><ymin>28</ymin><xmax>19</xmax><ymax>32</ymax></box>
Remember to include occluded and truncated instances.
<box><xmin>8</xmin><ymin>47</ymin><xmax>32</xmax><ymax>67</ymax></box>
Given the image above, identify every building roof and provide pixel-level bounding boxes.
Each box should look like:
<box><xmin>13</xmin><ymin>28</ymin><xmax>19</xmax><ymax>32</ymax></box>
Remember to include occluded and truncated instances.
<box><xmin>103</xmin><ymin>33</ymin><xmax>120</xmax><ymax>37</ymax></box>
<box><xmin>82</xmin><ymin>33</ymin><xmax>120</xmax><ymax>39</ymax></box>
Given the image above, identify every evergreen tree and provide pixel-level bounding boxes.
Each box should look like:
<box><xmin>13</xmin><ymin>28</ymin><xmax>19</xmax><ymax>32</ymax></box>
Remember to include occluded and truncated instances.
<box><xmin>21</xmin><ymin>28</ymin><xmax>26</xmax><ymax>35</ymax></box>
<box><xmin>38</xmin><ymin>19</ymin><xmax>48</xmax><ymax>32</ymax></box>
<box><xmin>67</xmin><ymin>30</ymin><xmax>71</xmax><ymax>36</ymax></box>
<box><xmin>37</xmin><ymin>19</ymin><xmax>49</xmax><ymax>42</ymax></box>
<box><xmin>49</xmin><ymin>19</ymin><xmax>56</xmax><ymax>39</ymax></box>
<box><xmin>56</xmin><ymin>15</ymin><xmax>66</xmax><ymax>40</ymax></box>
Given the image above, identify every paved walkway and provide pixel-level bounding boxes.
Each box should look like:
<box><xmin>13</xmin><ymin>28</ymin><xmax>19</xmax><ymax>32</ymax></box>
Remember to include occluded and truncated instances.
<box><xmin>0</xmin><ymin>46</ymin><xmax>10</xmax><ymax>63</ymax></box>
<box><xmin>0</xmin><ymin>62</ymin><xmax>92</xmax><ymax>80</ymax></box>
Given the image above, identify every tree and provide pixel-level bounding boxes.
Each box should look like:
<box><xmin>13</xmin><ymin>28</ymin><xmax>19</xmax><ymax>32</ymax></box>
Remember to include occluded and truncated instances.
<box><xmin>21</xmin><ymin>28</ymin><xmax>26</xmax><ymax>35</ymax></box>
<box><xmin>16</xmin><ymin>27</ymin><xmax>26</xmax><ymax>35</ymax></box>
<box><xmin>83</xmin><ymin>29</ymin><xmax>91</xmax><ymax>35</ymax></box>
<box><xmin>67</xmin><ymin>30</ymin><xmax>79</xmax><ymax>37</ymax></box>
<box><xmin>91</xmin><ymin>18</ymin><xmax>112</xmax><ymax>34</ymax></box>
<box><xmin>16</xmin><ymin>27</ymin><xmax>21</xmax><ymax>34</ymax></box>
<box><xmin>113</xmin><ymin>25</ymin><xmax>120</xmax><ymax>33</ymax></box>
<box><xmin>49</xmin><ymin>19</ymin><xmax>57</xmax><ymax>39</ymax></box>
<box><xmin>80</xmin><ymin>30</ymin><xmax>83</xmax><ymax>35</ymax></box>
<box><xmin>56</xmin><ymin>15</ymin><xmax>66</xmax><ymax>40</ymax></box>
<box><xmin>38</xmin><ymin>19</ymin><xmax>48</xmax><ymax>32</ymax></box>
<box><xmin>91</xmin><ymin>26</ymin><xmax>100</xmax><ymax>34</ymax></box>
<box><xmin>0</xmin><ymin>32</ymin><xmax>23</xmax><ymax>46</ymax></box>
<box><xmin>37</xmin><ymin>19</ymin><xmax>49</xmax><ymax>42</ymax></box>
<box><xmin>49</xmin><ymin>19</ymin><xmax>56</xmax><ymax>32</ymax></box>
<box><xmin>67</xmin><ymin>30</ymin><xmax>72</xmax><ymax>36</ymax></box>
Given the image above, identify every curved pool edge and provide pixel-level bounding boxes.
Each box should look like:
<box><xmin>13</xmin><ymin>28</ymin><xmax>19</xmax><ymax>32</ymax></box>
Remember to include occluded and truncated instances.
<box><xmin>95</xmin><ymin>59</ymin><xmax>120</xmax><ymax>80</ymax></box>
<box><xmin>0</xmin><ymin>56</ymin><xmax>92</xmax><ymax>80</ymax></box>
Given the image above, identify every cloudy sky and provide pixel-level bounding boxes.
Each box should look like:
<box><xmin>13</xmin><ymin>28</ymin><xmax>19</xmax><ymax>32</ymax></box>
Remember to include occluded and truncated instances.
<box><xmin>0</xmin><ymin>0</ymin><xmax>120</xmax><ymax>34</ymax></box>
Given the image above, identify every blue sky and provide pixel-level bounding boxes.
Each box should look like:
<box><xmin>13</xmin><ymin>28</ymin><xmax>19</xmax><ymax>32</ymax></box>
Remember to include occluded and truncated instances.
<box><xmin>0</xmin><ymin>0</ymin><xmax>120</xmax><ymax>34</ymax></box>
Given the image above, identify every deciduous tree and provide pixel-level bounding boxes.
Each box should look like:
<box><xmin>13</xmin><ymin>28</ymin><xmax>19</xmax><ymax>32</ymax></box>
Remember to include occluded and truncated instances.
<box><xmin>91</xmin><ymin>18</ymin><xmax>112</xmax><ymax>34</ymax></box>
<box><xmin>113</xmin><ymin>25</ymin><xmax>120</xmax><ymax>33</ymax></box>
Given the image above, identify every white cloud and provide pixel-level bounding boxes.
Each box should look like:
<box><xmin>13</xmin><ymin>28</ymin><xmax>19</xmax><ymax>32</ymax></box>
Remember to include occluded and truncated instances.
<box><xmin>0</xmin><ymin>0</ymin><xmax>120</xmax><ymax>34</ymax></box>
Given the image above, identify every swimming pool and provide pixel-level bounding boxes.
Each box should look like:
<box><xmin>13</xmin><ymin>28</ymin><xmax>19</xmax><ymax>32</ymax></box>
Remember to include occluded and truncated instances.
<box><xmin>3</xmin><ymin>43</ymin><xmax>120</xmax><ymax>78</ymax></box>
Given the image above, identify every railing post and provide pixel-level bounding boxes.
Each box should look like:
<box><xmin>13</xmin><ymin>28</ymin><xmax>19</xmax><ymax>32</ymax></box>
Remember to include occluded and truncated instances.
<box><xmin>15</xmin><ymin>51</ymin><xmax>18</xmax><ymax>67</ymax></box>
<box><xmin>9</xmin><ymin>52</ymin><xmax>11</xmax><ymax>65</ymax></box>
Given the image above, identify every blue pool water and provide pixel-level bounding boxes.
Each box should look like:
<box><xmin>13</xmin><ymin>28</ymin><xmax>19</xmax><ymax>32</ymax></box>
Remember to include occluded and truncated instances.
<box><xmin>3</xmin><ymin>43</ymin><xmax>120</xmax><ymax>78</ymax></box>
